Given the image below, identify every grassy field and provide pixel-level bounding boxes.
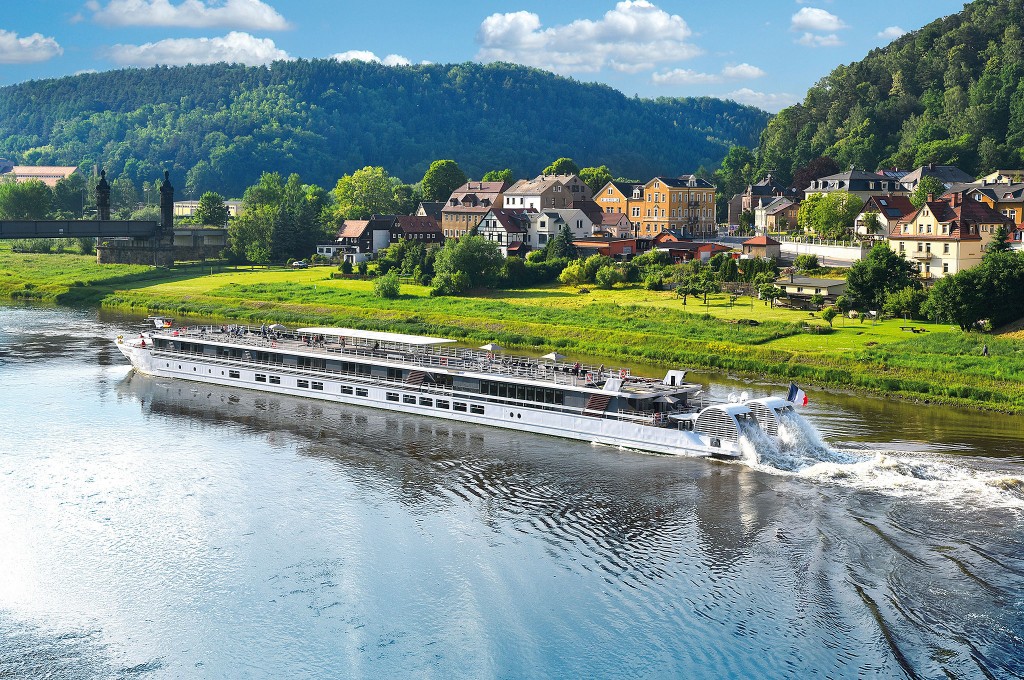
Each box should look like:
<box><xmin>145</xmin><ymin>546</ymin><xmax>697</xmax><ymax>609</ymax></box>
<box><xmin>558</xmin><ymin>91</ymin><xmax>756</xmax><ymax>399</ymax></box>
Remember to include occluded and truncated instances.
<box><xmin>3</xmin><ymin>248</ymin><xmax>1023</xmax><ymax>412</ymax></box>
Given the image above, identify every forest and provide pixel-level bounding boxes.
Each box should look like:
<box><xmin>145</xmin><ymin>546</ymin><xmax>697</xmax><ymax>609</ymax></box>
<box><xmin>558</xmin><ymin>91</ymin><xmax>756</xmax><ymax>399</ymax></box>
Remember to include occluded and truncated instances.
<box><xmin>0</xmin><ymin>60</ymin><xmax>769</xmax><ymax>198</ymax></box>
<box><xmin>755</xmin><ymin>0</ymin><xmax>1024</xmax><ymax>185</ymax></box>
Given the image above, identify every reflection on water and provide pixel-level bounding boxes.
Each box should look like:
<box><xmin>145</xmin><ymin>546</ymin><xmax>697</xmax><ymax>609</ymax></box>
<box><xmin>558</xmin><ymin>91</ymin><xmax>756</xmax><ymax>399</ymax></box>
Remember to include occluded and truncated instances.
<box><xmin>1</xmin><ymin>304</ymin><xmax>1023</xmax><ymax>678</ymax></box>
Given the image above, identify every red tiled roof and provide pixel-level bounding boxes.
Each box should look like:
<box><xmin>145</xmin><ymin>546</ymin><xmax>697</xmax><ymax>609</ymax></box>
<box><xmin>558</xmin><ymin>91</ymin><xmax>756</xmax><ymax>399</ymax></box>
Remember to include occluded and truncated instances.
<box><xmin>742</xmin><ymin>235</ymin><xmax>780</xmax><ymax>246</ymax></box>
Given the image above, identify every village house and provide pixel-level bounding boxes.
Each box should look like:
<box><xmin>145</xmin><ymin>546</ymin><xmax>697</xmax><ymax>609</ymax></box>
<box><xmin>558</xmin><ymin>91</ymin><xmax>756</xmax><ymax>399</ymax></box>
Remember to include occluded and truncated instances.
<box><xmin>655</xmin><ymin>240</ymin><xmax>732</xmax><ymax>263</ymax></box>
<box><xmin>854</xmin><ymin>194</ymin><xmax>915</xmax><ymax>240</ymax></box>
<box><xmin>889</xmin><ymin>192</ymin><xmax>1014</xmax><ymax>279</ymax></box>
<box><xmin>0</xmin><ymin>164</ymin><xmax>79</xmax><ymax>188</ymax></box>
<box><xmin>635</xmin><ymin>175</ymin><xmax>717</xmax><ymax>238</ymax></box>
<box><xmin>959</xmin><ymin>183</ymin><xmax>1024</xmax><ymax>227</ymax></box>
<box><xmin>595</xmin><ymin>181</ymin><xmax>641</xmax><ymax>218</ymax></box>
<box><xmin>391</xmin><ymin>215</ymin><xmax>444</xmax><ymax>245</ymax></box>
<box><xmin>595</xmin><ymin>211</ymin><xmax>633</xmax><ymax>238</ymax></box>
<box><xmin>502</xmin><ymin>174</ymin><xmax>593</xmax><ymax>212</ymax></box>
<box><xmin>776</xmin><ymin>275</ymin><xmax>847</xmax><ymax>303</ymax></box>
<box><xmin>804</xmin><ymin>168</ymin><xmax>908</xmax><ymax>203</ymax></box>
<box><xmin>441</xmin><ymin>181</ymin><xmax>509</xmax><ymax>239</ymax></box>
<box><xmin>728</xmin><ymin>174</ymin><xmax>800</xmax><ymax>226</ymax></box>
<box><xmin>752</xmin><ymin>197</ymin><xmax>799</xmax><ymax>233</ymax></box>
<box><xmin>740</xmin><ymin>235</ymin><xmax>781</xmax><ymax>259</ymax></box>
<box><xmin>174</xmin><ymin>199</ymin><xmax>243</xmax><ymax>219</ymax></box>
<box><xmin>526</xmin><ymin>208</ymin><xmax>594</xmax><ymax>249</ymax></box>
<box><xmin>571</xmin><ymin>237</ymin><xmax>639</xmax><ymax>260</ymax></box>
<box><xmin>334</xmin><ymin>215</ymin><xmax>397</xmax><ymax>263</ymax></box>
<box><xmin>477</xmin><ymin>208</ymin><xmax>532</xmax><ymax>257</ymax></box>
<box><xmin>976</xmin><ymin>170</ymin><xmax>1024</xmax><ymax>184</ymax></box>
<box><xmin>415</xmin><ymin>201</ymin><xmax>444</xmax><ymax>222</ymax></box>
<box><xmin>898</xmin><ymin>164</ymin><xmax>974</xmax><ymax>191</ymax></box>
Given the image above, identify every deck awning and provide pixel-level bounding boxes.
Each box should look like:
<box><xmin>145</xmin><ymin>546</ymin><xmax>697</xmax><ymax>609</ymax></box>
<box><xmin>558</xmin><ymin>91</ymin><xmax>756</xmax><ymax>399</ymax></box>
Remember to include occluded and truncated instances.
<box><xmin>296</xmin><ymin>327</ymin><xmax>455</xmax><ymax>346</ymax></box>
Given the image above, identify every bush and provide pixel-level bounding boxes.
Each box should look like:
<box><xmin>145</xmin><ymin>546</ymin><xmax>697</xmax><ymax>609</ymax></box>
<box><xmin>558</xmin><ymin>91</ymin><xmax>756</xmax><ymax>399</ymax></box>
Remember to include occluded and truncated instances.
<box><xmin>357</xmin><ymin>261</ymin><xmax>368</xmax><ymax>276</ymax></box>
<box><xmin>595</xmin><ymin>265</ymin><xmax>625</xmax><ymax>289</ymax></box>
<box><xmin>373</xmin><ymin>270</ymin><xmax>401</xmax><ymax>299</ymax></box>
<box><xmin>339</xmin><ymin>260</ymin><xmax>353</xmax><ymax>275</ymax></box>
<box><xmin>430</xmin><ymin>270</ymin><xmax>471</xmax><ymax>296</ymax></box>
<box><xmin>644</xmin><ymin>272</ymin><xmax>664</xmax><ymax>290</ymax></box>
<box><xmin>794</xmin><ymin>254</ymin><xmax>819</xmax><ymax>271</ymax></box>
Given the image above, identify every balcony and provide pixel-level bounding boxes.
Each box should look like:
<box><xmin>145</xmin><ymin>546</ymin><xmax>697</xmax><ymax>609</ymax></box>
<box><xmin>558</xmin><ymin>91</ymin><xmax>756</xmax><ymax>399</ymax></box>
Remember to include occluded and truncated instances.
<box><xmin>911</xmin><ymin>251</ymin><xmax>932</xmax><ymax>261</ymax></box>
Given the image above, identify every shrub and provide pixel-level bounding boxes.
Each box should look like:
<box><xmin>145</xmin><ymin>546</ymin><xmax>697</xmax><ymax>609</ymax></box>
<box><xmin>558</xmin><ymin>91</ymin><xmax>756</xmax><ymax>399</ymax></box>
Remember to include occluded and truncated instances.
<box><xmin>794</xmin><ymin>254</ymin><xmax>819</xmax><ymax>271</ymax></box>
<box><xmin>595</xmin><ymin>265</ymin><xmax>625</xmax><ymax>289</ymax></box>
<box><xmin>340</xmin><ymin>260</ymin><xmax>353</xmax><ymax>275</ymax></box>
<box><xmin>373</xmin><ymin>270</ymin><xmax>401</xmax><ymax>299</ymax></box>
<box><xmin>429</xmin><ymin>270</ymin><xmax>471</xmax><ymax>296</ymax></box>
<box><xmin>644</xmin><ymin>272</ymin><xmax>664</xmax><ymax>290</ymax></box>
<box><xmin>357</xmin><ymin>261</ymin><xmax>368</xmax><ymax>276</ymax></box>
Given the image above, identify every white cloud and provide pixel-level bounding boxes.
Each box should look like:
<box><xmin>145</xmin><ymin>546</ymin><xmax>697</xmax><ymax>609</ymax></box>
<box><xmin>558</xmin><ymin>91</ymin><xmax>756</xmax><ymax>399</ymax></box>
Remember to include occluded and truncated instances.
<box><xmin>796</xmin><ymin>32</ymin><xmax>842</xmax><ymax>47</ymax></box>
<box><xmin>725</xmin><ymin>88</ymin><xmax>800</xmax><ymax>113</ymax></box>
<box><xmin>652</xmin><ymin>69</ymin><xmax>718</xmax><ymax>85</ymax></box>
<box><xmin>790</xmin><ymin>7</ymin><xmax>846</xmax><ymax>32</ymax></box>
<box><xmin>721</xmin><ymin>63</ymin><xmax>766</xmax><ymax>79</ymax></box>
<box><xmin>653</xmin><ymin>62</ymin><xmax>765</xmax><ymax>85</ymax></box>
<box><xmin>878</xmin><ymin>26</ymin><xmax>906</xmax><ymax>40</ymax></box>
<box><xmin>0</xmin><ymin>29</ymin><xmax>63</xmax><ymax>64</ymax></box>
<box><xmin>476</xmin><ymin>1</ymin><xmax>701</xmax><ymax>74</ymax></box>
<box><xmin>332</xmin><ymin>50</ymin><xmax>411</xmax><ymax>67</ymax></box>
<box><xmin>105</xmin><ymin>31</ymin><xmax>289</xmax><ymax>67</ymax></box>
<box><xmin>89</xmin><ymin>0</ymin><xmax>289</xmax><ymax>30</ymax></box>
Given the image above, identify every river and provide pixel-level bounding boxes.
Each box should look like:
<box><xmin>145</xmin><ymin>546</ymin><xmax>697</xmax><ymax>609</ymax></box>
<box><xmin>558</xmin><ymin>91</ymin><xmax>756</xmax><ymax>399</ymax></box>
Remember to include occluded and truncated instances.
<box><xmin>0</xmin><ymin>304</ymin><xmax>1022</xmax><ymax>679</ymax></box>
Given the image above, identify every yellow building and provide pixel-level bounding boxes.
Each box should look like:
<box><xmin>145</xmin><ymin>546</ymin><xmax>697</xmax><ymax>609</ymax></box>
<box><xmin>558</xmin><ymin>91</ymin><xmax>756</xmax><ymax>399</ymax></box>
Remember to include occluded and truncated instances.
<box><xmin>889</xmin><ymin>193</ymin><xmax>1013</xmax><ymax>279</ymax></box>
<box><xmin>962</xmin><ymin>183</ymin><xmax>1024</xmax><ymax>228</ymax></box>
<box><xmin>634</xmin><ymin>175</ymin><xmax>716</xmax><ymax>237</ymax></box>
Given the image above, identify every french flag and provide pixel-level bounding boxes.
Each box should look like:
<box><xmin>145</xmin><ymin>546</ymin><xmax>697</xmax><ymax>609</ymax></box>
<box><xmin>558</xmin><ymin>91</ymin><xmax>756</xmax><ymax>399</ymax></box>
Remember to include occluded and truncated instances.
<box><xmin>787</xmin><ymin>383</ymin><xmax>808</xmax><ymax>406</ymax></box>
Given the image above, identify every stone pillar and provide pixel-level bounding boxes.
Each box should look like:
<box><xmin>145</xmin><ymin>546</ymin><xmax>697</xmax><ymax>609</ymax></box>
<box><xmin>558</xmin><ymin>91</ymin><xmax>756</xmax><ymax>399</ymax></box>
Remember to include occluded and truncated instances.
<box><xmin>159</xmin><ymin>170</ymin><xmax>174</xmax><ymax>239</ymax></box>
<box><xmin>96</xmin><ymin>169</ymin><xmax>111</xmax><ymax>221</ymax></box>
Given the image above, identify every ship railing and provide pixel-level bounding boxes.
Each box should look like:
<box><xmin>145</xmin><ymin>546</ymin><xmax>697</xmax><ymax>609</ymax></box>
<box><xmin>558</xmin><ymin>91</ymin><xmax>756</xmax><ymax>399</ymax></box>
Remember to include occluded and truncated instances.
<box><xmin>158</xmin><ymin>327</ymin><xmax>658</xmax><ymax>388</ymax></box>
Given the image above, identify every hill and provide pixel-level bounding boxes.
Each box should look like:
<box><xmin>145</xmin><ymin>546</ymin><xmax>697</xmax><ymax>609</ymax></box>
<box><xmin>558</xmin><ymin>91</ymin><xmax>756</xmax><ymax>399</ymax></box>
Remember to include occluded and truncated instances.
<box><xmin>0</xmin><ymin>60</ymin><xmax>769</xmax><ymax>197</ymax></box>
<box><xmin>756</xmin><ymin>0</ymin><xmax>1024</xmax><ymax>185</ymax></box>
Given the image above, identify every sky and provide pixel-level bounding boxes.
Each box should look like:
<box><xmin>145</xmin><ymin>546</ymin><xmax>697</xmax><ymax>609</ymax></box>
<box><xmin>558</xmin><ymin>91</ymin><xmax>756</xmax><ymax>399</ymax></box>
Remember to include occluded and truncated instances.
<box><xmin>1</xmin><ymin>0</ymin><xmax>968</xmax><ymax>112</ymax></box>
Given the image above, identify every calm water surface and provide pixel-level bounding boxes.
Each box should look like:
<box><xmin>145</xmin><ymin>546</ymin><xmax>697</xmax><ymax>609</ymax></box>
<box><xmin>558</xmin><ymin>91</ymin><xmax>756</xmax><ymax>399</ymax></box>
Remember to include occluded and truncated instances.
<box><xmin>1</xmin><ymin>304</ymin><xmax>1022</xmax><ymax>679</ymax></box>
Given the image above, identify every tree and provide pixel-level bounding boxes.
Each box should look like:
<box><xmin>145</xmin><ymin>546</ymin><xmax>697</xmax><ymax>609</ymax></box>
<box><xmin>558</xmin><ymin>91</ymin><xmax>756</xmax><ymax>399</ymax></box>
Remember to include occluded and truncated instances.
<box><xmin>546</xmin><ymin>223</ymin><xmax>578</xmax><ymax>260</ymax></box>
<box><xmin>579</xmin><ymin>165</ymin><xmax>613</xmax><ymax>194</ymax></box>
<box><xmin>986</xmin><ymin>224</ymin><xmax>1012</xmax><ymax>254</ymax></box>
<box><xmin>421</xmin><ymin>160</ymin><xmax>467</xmax><ymax>202</ymax></box>
<box><xmin>595</xmin><ymin>265</ymin><xmax>625</xmax><ymax>289</ymax></box>
<box><xmin>883</xmin><ymin>285</ymin><xmax>928</xmax><ymax>319</ymax></box>
<box><xmin>798</xmin><ymin>191</ymin><xmax>862</xmax><ymax>239</ymax></box>
<box><xmin>195</xmin><ymin>191</ymin><xmax>230</xmax><ymax>226</ymax></box>
<box><xmin>739</xmin><ymin>209</ymin><xmax>754</xmax><ymax>231</ymax></box>
<box><xmin>909</xmin><ymin>176</ymin><xmax>947</xmax><ymax>208</ymax></box>
<box><xmin>759</xmin><ymin>284</ymin><xmax>785</xmax><ymax>308</ymax></box>
<box><xmin>794</xmin><ymin>254</ymin><xmax>819</xmax><ymax>271</ymax></box>
<box><xmin>845</xmin><ymin>243</ymin><xmax>918</xmax><ymax>311</ymax></box>
<box><xmin>861</xmin><ymin>211</ymin><xmax>882</xmax><ymax>238</ymax></box>
<box><xmin>0</xmin><ymin>178</ymin><xmax>52</xmax><ymax>220</ymax></box>
<box><xmin>431</xmin><ymin>235</ymin><xmax>503</xmax><ymax>294</ymax></box>
<box><xmin>231</xmin><ymin>172</ymin><xmax>332</xmax><ymax>263</ymax></box>
<box><xmin>482</xmin><ymin>169</ymin><xmax>514</xmax><ymax>184</ymax></box>
<box><xmin>810</xmin><ymin>293</ymin><xmax>825</xmax><ymax>310</ymax></box>
<box><xmin>542</xmin><ymin>157</ymin><xmax>579</xmax><ymax>176</ymax></box>
<box><xmin>332</xmin><ymin>166</ymin><xmax>400</xmax><ymax>219</ymax></box>
<box><xmin>791</xmin><ymin>157</ymin><xmax>840</xmax><ymax>193</ymax></box>
<box><xmin>51</xmin><ymin>173</ymin><xmax>86</xmax><ymax>218</ymax></box>
<box><xmin>922</xmin><ymin>268</ymin><xmax>987</xmax><ymax>330</ymax></box>
<box><xmin>821</xmin><ymin>306</ymin><xmax>838</xmax><ymax>327</ymax></box>
<box><xmin>714</xmin><ymin>145</ymin><xmax>755</xmax><ymax>219</ymax></box>
<box><xmin>229</xmin><ymin>203</ymin><xmax>274</xmax><ymax>264</ymax></box>
<box><xmin>373</xmin><ymin>270</ymin><xmax>401</xmax><ymax>299</ymax></box>
<box><xmin>110</xmin><ymin>176</ymin><xmax>138</xmax><ymax>219</ymax></box>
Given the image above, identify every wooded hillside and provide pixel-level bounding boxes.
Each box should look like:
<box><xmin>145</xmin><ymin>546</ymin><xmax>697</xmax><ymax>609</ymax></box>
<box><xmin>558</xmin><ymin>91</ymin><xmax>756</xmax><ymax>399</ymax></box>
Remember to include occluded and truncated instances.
<box><xmin>0</xmin><ymin>60</ymin><xmax>769</xmax><ymax>197</ymax></box>
<box><xmin>757</xmin><ymin>0</ymin><xmax>1024</xmax><ymax>184</ymax></box>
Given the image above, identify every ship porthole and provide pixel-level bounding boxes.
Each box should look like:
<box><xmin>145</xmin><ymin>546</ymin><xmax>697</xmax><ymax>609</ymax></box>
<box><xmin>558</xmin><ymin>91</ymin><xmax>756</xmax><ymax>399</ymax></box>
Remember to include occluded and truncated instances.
<box><xmin>517</xmin><ymin>413</ymin><xmax>521</xmax><ymax>419</ymax></box>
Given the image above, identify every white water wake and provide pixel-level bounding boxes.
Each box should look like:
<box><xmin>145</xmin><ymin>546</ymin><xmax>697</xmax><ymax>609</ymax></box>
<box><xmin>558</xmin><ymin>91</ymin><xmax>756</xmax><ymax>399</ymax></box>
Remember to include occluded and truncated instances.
<box><xmin>738</xmin><ymin>412</ymin><xmax>1024</xmax><ymax>508</ymax></box>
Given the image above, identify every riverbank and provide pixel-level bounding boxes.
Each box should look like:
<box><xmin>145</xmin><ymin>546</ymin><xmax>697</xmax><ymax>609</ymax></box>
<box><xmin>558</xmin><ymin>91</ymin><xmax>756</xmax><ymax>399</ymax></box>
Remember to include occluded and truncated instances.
<box><xmin>3</xmin><ymin>249</ymin><xmax>1023</xmax><ymax>413</ymax></box>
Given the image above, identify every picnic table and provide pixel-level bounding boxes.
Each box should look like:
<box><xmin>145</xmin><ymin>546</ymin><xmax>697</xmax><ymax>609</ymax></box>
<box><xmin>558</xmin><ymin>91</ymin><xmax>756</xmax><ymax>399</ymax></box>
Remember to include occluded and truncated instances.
<box><xmin>900</xmin><ymin>326</ymin><xmax>928</xmax><ymax>333</ymax></box>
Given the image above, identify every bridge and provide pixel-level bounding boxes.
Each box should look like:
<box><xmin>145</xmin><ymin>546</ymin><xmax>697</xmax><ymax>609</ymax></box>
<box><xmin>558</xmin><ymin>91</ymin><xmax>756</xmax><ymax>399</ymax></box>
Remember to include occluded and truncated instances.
<box><xmin>0</xmin><ymin>220</ymin><xmax>159</xmax><ymax>240</ymax></box>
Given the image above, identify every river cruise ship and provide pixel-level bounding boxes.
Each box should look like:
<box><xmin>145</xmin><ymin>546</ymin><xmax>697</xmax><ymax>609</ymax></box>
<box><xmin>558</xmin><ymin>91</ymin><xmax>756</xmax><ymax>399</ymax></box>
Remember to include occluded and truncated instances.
<box><xmin>116</xmin><ymin>325</ymin><xmax>795</xmax><ymax>458</ymax></box>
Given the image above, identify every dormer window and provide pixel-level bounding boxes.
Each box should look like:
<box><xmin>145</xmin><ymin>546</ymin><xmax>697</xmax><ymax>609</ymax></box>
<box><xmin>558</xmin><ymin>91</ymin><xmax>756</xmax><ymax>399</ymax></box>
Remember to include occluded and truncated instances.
<box><xmin>654</xmin><ymin>182</ymin><xmax>660</xmax><ymax>189</ymax></box>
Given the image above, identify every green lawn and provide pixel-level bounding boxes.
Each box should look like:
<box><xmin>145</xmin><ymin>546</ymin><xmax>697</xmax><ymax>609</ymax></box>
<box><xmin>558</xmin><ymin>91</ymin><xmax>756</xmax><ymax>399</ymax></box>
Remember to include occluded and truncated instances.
<box><xmin>2</xmin><ymin>250</ymin><xmax>1022</xmax><ymax>412</ymax></box>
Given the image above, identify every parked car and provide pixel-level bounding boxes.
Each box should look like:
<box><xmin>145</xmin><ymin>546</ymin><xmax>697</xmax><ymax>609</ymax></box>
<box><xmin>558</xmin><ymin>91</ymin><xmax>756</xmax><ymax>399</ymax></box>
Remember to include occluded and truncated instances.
<box><xmin>291</xmin><ymin>260</ymin><xmax>308</xmax><ymax>269</ymax></box>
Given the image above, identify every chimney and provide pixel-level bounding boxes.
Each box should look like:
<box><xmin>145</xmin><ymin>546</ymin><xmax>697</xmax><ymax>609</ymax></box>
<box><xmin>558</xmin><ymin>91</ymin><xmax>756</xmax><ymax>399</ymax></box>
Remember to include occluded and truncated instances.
<box><xmin>928</xmin><ymin>162</ymin><xmax>935</xmax><ymax>171</ymax></box>
<box><xmin>927</xmin><ymin>193</ymin><xmax>935</xmax><ymax>202</ymax></box>
<box><xmin>789</xmin><ymin>270</ymin><xmax>794</xmax><ymax>284</ymax></box>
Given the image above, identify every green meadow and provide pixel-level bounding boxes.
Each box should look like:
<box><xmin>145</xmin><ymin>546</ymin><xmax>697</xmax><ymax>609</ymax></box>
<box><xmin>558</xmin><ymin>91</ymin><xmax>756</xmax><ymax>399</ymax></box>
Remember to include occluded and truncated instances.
<box><xmin>3</xmin><ymin>248</ymin><xmax>1023</xmax><ymax>413</ymax></box>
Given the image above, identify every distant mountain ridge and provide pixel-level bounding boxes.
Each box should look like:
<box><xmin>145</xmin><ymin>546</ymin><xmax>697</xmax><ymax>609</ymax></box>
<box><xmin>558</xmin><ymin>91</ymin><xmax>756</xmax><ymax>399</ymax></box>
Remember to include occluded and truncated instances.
<box><xmin>756</xmin><ymin>0</ymin><xmax>1024</xmax><ymax>185</ymax></box>
<box><xmin>0</xmin><ymin>60</ymin><xmax>770</xmax><ymax>197</ymax></box>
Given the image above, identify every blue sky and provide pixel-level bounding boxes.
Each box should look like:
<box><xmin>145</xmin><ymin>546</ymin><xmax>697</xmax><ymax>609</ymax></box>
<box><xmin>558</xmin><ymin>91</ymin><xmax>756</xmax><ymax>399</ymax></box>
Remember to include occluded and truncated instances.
<box><xmin>1</xmin><ymin>0</ymin><xmax>966</xmax><ymax>112</ymax></box>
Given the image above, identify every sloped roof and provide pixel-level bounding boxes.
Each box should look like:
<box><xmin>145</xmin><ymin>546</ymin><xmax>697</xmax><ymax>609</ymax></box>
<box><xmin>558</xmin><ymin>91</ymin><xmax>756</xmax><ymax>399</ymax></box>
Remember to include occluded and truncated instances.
<box><xmin>337</xmin><ymin>220</ymin><xmax>370</xmax><ymax>239</ymax></box>
<box><xmin>396</xmin><ymin>215</ymin><xmax>440</xmax><ymax>233</ymax></box>
<box><xmin>743</xmin><ymin>235</ymin><xmax>781</xmax><ymax>246</ymax></box>
<box><xmin>900</xmin><ymin>164</ymin><xmax>973</xmax><ymax>188</ymax></box>
<box><xmin>863</xmin><ymin>195</ymin><xmax>915</xmax><ymax>219</ymax></box>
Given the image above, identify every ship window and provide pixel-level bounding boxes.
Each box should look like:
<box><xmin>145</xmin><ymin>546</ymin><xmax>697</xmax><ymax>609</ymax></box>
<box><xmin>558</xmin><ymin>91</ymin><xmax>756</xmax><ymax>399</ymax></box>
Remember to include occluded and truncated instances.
<box><xmin>403</xmin><ymin>394</ymin><xmax>416</xmax><ymax>404</ymax></box>
<box><xmin>386</xmin><ymin>392</ymin><xmax>399</xmax><ymax>402</ymax></box>
<box><xmin>269</xmin><ymin>376</ymin><xmax>280</xmax><ymax>384</ymax></box>
<box><xmin>453</xmin><ymin>402</ymin><xmax>468</xmax><ymax>412</ymax></box>
<box><xmin>229</xmin><ymin>370</ymin><xmax>240</xmax><ymax>379</ymax></box>
<box><xmin>436</xmin><ymin>400</ymin><xmax>450</xmax><ymax>409</ymax></box>
<box><xmin>419</xmin><ymin>397</ymin><xmax>433</xmax><ymax>406</ymax></box>
<box><xmin>356</xmin><ymin>388</ymin><xmax>368</xmax><ymax>397</ymax></box>
<box><xmin>312</xmin><ymin>382</ymin><xmax>324</xmax><ymax>391</ymax></box>
<box><xmin>297</xmin><ymin>356</ymin><xmax>326</xmax><ymax>371</ymax></box>
<box><xmin>255</xmin><ymin>374</ymin><xmax>267</xmax><ymax>382</ymax></box>
<box><xmin>470</xmin><ymin>404</ymin><xmax>485</xmax><ymax>414</ymax></box>
<box><xmin>341</xmin><ymin>385</ymin><xmax>354</xmax><ymax>395</ymax></box>
<box><xmin>388</xmin><ymin>367</ymin><xmax>404</xmax><ymax>381</ymax></box>
<box><xmin>297</xmin><ymin>379</ymin><xmax>309</xmax><ymax>388</ymax></box>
